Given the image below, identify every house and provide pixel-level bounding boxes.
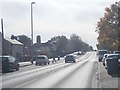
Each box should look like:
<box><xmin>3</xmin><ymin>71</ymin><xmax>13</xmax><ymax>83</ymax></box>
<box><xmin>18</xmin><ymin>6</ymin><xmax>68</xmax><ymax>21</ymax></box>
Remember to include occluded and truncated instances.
<box><xmin>0</xmin><ymin>32</ymin><xmax>2</xmax><ymax>56</ymax></box>
<box><xmin>3</xmin><ymin>38</ymin><xmax>24</xmax><ymax>61</ymax></box>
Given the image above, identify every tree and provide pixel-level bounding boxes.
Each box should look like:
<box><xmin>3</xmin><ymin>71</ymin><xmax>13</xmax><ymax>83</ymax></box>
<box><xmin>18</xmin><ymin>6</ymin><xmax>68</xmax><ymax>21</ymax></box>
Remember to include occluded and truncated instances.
<box><xmin>69</xmin><ymin>34</ymin><xmax>83</xmax><ymax>52</ymax></box>
<box><xmin>47</xmin><ymin>34</ymin><xmax>93</xmax><ymax>56</ymax></box>
<box><xmin>17</xmin><ymin>35</ymin><xmax>32</xmax><ymax>46</ymax></box>
<box><xmin>96</xmin><ymin>2</ymin><xmax>120</xmax><ymax>51</ymax></box>
<box><xmin>17</xmin><ymin>35</ymin><xmax>32</xmax><ymax>59</ymax></box>
<box><xmin>47</xmin><ymin>35</ymin><xmax>68</xmax><ymax>57</ymax></box>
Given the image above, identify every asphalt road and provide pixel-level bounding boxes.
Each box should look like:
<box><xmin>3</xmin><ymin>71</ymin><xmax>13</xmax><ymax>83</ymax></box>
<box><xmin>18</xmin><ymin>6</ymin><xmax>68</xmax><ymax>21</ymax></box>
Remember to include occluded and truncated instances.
<box><xmin>1</xmin><ymin>51</ymin><xmax>98</xmax><ymax>88</ymax></box>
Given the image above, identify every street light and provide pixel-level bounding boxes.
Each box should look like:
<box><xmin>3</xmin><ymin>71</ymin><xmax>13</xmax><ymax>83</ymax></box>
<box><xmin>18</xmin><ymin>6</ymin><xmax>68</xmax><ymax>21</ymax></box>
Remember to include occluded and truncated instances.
<box><xmin>31</xmin><ymin>2</ymin><xmax>35</xmax><ymax>44</ymax></box>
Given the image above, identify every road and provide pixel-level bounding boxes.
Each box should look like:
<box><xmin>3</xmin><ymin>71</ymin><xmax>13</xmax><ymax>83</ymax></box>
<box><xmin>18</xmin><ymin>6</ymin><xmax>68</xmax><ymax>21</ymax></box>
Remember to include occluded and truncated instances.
<box><xmin>1</xmin><ymin>51</ymin><xmax>98</xmax><ymax>88</ymax></box>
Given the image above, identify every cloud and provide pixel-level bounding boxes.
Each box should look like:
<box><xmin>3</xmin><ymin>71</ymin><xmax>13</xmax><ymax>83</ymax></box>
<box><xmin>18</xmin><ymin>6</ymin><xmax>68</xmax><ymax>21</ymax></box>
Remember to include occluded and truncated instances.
<box><xmin>0</xmin><ymin>0</ymin><xmax>116</xmax><ymax>49</ymax></box>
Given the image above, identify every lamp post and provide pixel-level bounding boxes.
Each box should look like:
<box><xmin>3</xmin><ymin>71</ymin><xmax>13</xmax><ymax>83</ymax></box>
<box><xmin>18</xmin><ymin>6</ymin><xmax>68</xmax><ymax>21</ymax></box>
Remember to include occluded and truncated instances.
<box><xmin>1</xmin><ymin>18</ymin><xmax>4</xmax><ymax>56</ymax></box>
<box><xmin>31</xmin><ymin>2</ymin><xmax>35</xmax><ymax>44</ymax></box>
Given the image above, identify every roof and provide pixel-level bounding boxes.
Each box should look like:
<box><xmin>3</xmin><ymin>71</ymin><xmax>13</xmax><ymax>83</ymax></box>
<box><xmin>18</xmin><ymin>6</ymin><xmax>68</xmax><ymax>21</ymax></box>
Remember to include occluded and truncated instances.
<box><xmin>5</xmin><ymin>38</ymin><xmax>23</xmax><ymax>45</ymax></box>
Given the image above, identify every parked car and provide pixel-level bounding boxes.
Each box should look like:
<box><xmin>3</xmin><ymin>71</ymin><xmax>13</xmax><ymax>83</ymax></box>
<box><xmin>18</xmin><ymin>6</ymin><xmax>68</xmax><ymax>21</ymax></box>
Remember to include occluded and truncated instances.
<box><xmin>0</xmin><ymin>56</ymin><xmax>19</xmax><ymax>73</ymax></box>
<box><xmin>35</xmin><ymin>55</ymin><xmax>50</xmax><ymax>65</ymax></box>
<box><xmin>102</xmin><ymin>54</ymin><xmax>108</xmax><ymax>66</ymax></box>
<box><xmin>104</xmin><ymin>54</ymin><xmax>120</xmax><ymax>69</ymax></box>
<box><xmin>98</xmin><ymin>50</ymin><xmax>108</xmax><ymax>62</ymax></box>
<box><xmin>65</xmin><ymin>55</ymin><xmax>76</xmax><ymax>63</ymax></box>
<box><xmin>113</xmin><ymin>51</ymin><xmax>120</xmax><ymax>54</ymax></box>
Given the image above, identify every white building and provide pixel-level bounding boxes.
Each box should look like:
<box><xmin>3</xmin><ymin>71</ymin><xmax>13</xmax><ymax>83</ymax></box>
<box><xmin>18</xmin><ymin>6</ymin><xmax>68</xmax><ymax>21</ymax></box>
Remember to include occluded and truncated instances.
<box><xmin>3</xmin><ymin>38</ymin><xmax>23</xmax><ymax>61</ymax></box>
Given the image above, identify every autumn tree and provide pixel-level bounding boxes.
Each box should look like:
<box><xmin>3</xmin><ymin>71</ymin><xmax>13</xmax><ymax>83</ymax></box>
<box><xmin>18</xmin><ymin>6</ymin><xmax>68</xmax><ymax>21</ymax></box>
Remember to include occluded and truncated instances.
<box><xmin>96</xmin><ymin>2</ymin><xmax>120</xmax><ymax>51</ymax></box>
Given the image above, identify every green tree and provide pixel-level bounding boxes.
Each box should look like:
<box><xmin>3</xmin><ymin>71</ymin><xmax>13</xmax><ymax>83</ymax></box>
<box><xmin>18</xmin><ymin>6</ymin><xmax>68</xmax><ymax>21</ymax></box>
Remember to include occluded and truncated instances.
<box><xmin>69</xmin><ymin>34</ymin><xmax>83</xmax><ymax>52</ymax></box>
<box><xmin>47</xmin><ymin>35</ymin><xmax>68</xmax><ymax>57</ymax></box>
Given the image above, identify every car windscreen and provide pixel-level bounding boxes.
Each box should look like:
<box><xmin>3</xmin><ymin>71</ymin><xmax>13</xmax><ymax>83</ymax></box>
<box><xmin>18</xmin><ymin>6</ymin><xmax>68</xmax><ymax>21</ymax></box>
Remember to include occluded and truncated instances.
<box><xmin>66</xmin><ymin>56</ymin><xmax>74</xmax><ymax>59</ymax></box>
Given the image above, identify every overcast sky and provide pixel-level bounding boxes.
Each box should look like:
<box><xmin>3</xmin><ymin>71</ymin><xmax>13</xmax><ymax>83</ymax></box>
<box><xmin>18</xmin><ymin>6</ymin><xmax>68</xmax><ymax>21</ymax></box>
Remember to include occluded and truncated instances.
<box><xmin>0</xmin><ymin>0</ymin><xmax>119</xmax><ymax>49</ymax></box>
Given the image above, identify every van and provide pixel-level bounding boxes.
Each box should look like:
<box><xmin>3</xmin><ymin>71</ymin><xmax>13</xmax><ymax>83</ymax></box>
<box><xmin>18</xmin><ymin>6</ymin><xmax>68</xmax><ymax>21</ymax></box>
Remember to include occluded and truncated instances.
<box><xmin>98</xmin><ymin>50</ymin><xmax>107</xmax><ymax>62</ymax></box>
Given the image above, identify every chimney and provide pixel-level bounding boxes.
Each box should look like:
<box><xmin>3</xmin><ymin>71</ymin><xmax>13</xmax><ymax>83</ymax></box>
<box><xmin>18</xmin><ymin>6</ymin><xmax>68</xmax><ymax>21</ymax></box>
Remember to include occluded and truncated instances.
<box><xmin>37</xmin><ymin>35</ymin><xmax>41</xmax><ymax>43</ymax></box>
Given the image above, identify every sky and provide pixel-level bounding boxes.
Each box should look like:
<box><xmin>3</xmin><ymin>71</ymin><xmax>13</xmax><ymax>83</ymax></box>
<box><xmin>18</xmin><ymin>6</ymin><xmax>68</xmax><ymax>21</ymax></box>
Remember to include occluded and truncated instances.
<box><xmin>0</xmin><ymin>0</ymin><xmax>119</xmax><ymax>49</ymax></box>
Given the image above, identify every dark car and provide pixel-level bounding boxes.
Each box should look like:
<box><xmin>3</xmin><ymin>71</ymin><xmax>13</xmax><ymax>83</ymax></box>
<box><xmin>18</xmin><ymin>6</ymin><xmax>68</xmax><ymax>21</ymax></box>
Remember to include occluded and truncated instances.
<box><xmin>104</xmin><ymin>54</ymin><xmax>120</xmax><ymax>69</ymax></box>
<box><xmin>0</xmin><ymin>56</ymin><xmax>19</xmax><ymax>73</ymax></box>
<box><xmin>65</xmin><ymin>55</ymin><xmax>76</xmax><ymax>63</ymax></box>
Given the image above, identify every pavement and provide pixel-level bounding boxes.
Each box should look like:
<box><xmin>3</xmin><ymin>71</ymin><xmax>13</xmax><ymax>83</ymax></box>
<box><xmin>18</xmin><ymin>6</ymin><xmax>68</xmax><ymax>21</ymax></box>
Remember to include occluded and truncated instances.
<box><xmin>19</xmin><ymin>57</ymin><xmax>64</xmax><ymax>67</ymax></box>
<box><xmin>98</xmin><ymin>62</ymin><xmax>120</xmax><ymax>89</ymax></box>
<box><xmin>19</xmin><ymin>61</ymin><xmax>32</xmax><ymax>67</ymax></box>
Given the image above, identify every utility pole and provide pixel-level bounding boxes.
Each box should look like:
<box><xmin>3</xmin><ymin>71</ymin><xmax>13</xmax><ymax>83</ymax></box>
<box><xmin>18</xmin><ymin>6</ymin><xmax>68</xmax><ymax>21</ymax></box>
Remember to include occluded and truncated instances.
<box><xmin>1</xmin><ymin>18</ymin><xmax>4</xmax><ymax>55</ymax></box>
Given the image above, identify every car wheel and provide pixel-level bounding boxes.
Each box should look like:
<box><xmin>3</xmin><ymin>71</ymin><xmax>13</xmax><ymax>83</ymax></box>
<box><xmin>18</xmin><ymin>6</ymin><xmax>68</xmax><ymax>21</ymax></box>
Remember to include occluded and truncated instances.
<box><xmin>16</xmin><ymin>64</ymin><xmax>19</xmax><ymax>71</ymax></box>
<box><xmin>16</xmin><ymin>67</ymin><xmax>19</xmax><ymax>71</ymax></box>
<box><xmin>105</xmin><ymin>66</ymin><xmax>107</xmax><ymax>69</ymax></box>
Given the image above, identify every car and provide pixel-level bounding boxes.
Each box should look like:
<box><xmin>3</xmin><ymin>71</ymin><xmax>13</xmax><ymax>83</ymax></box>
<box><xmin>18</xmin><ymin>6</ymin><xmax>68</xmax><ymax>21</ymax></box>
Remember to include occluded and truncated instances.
<box><xmin>0</xmin><ymin>56</ymin><xmax>19</xmax><ymax>73</ymax></box>
<box><xmin>35</xmin><ymin>55</ymin><xmax>50</xmax><ymax>65</ymax></box>
<box><xmin>102</xmin><ymin>54</ymin><xmax>108</xmax><ymax>66</ymax></box>
<box><xmin>104</xmin><ymin>54</ymin><xmax>120</xmax><ymax>69</ymax></box>
<box><xmin>65</xmin><ymin>55</ymin><xmax>76</xmax><ymax>63</ymax></box>
<box><xmin>113</xmin><ymin>51</ymin><xmax>120</xmax><ymax>54</ymax></box>
<box><xmin>98</xmin><ymin>50</ymin><xmax>108</xmax><ymax>62</ymax></box>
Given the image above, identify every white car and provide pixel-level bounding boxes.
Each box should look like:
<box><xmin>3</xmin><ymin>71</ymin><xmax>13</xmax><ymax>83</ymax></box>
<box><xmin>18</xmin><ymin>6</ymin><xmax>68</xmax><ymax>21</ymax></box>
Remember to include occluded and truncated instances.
<box><xmin>35</xmin><ymin>55</ymin><xmax>50</xmax><ymax>65</ymax></box>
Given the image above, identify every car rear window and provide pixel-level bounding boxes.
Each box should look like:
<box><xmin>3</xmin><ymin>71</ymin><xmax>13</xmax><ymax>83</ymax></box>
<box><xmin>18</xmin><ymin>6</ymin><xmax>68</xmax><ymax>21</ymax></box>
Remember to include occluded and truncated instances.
<box><xmin>114</xmin><ymin>51</ymin><xmax>120</xmax><ymax>54</ymax></box>
<box><xmin>37</xmin><ymin>57</ymin><xmax>46</xmax><ymax>59</ymax></box>
<box><xmin>66</xmin><ymin>56</ymin><xmax>74</xmax><ymax>59</ymax></box>
<box><xmin>108</xmin><ymin>55</ymin><xmax>120</xmax><ymax>59</ymax></box>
